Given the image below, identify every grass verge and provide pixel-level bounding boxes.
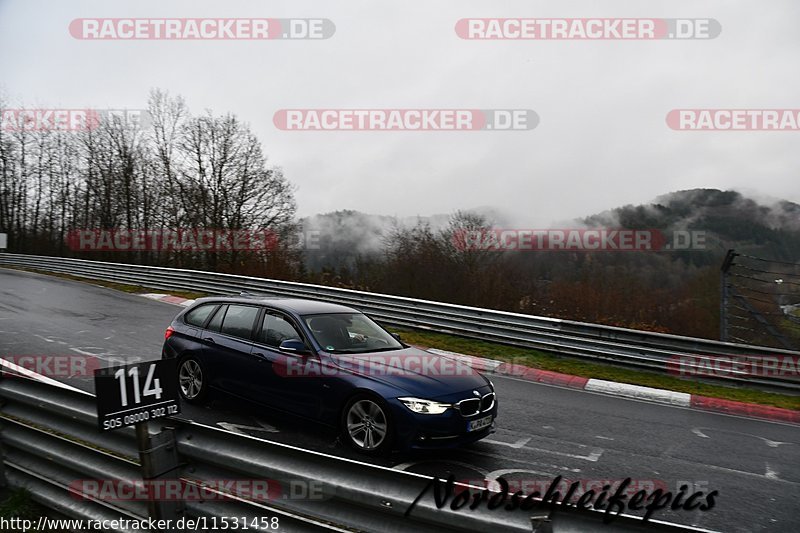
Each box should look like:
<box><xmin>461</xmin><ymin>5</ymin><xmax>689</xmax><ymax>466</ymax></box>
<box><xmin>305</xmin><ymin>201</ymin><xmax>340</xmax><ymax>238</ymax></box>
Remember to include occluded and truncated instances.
<box><xmin>0</xmin><ymin>488</ymin><xmax>70</xmax><ymax>532</ymax></box>
<box><xmin>0</xmin><ymin>488</ymin><xmax>39</xmax><ymax>521</ymax></box>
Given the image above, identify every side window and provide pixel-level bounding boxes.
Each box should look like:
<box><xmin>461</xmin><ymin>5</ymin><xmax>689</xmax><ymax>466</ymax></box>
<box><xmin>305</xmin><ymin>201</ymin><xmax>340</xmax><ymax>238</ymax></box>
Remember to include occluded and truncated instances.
<box><xmin>184</xmin><ymin>304</ymin><xmax>218</xmax><ymax>327</ymax></box>
<box><xmin>206</xmin><ymin>305</ymin><xmax>227</xmax><ymax>332</ymax></box>
<box><xmin>220</xmin><ymin>305</ymin><xmax>259</xmax><ymax>340</ymax></box>
<box><xmin>259</xmin><ymin>312</ymin><xmax>303</xmax><ymax>348</ymax></box>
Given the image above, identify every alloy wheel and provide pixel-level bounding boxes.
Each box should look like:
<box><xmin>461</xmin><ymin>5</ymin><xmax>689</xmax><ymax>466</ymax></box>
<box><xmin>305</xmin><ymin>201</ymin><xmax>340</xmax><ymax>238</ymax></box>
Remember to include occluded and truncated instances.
<box><xmin>346</xmin><ymin>399</ymin><xmax>388</xmax><ymax>450</ymax></box>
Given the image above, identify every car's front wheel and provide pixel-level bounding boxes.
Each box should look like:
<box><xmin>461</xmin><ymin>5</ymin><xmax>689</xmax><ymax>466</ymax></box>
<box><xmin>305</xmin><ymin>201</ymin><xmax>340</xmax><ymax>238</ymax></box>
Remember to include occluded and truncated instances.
<box><xmin>341</xmin><ymin>394</ymin><xmax>393</xmax><ymax>455</ymax></box>
<box><xmin>177</xmin><ymin>355</ymin><xmax>209</xmax><ymax>404</ymax></box>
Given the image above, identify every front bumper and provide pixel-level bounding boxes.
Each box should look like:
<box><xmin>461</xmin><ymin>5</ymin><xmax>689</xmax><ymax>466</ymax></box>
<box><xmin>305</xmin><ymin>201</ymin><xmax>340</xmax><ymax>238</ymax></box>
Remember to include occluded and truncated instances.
<box><xmin>388</xmin><ymin>387</ymin><xmax>498</xmax><ymax>450</ymax></box>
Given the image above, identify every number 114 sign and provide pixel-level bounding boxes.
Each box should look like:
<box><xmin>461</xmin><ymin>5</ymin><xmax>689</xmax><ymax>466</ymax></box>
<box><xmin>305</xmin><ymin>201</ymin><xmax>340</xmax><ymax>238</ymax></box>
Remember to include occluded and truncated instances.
<box><xmin>94</xmin><ymin>360</ymin><xmax>181</xmax><ymax>431</ymax></box>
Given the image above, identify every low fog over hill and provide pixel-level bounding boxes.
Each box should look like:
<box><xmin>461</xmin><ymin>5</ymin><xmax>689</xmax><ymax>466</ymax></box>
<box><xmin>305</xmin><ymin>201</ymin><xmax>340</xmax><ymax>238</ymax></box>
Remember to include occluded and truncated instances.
<box><xmin>302</xmin><ymin>189</ymin><xmax>800</xmax><ymax>270</ymax></box>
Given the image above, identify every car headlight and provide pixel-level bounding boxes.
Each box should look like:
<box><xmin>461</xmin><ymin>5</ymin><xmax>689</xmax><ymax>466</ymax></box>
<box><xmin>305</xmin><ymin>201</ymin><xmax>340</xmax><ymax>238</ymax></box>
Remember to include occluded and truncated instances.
<box><xmin>398</xmin><ymin>397</ymin><xmax>451</xmax><ymax>415</ymax></box>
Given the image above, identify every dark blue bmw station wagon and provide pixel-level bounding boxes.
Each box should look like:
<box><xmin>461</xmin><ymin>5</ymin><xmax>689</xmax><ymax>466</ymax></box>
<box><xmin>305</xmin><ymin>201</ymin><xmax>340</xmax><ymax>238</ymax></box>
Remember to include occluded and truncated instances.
<box><xmin>162</xmin><ymin>296</ymin><xmax>497</xmax><ymax>454</ymax></box>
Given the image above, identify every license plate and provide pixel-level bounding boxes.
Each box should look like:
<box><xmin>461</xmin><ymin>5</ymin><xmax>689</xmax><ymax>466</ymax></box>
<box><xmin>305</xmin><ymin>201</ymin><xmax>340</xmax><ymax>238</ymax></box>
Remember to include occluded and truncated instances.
<box><xmin>467</xmin><ymin>415</ymin><xmax>493</xmax><ymax>432</ymax></box>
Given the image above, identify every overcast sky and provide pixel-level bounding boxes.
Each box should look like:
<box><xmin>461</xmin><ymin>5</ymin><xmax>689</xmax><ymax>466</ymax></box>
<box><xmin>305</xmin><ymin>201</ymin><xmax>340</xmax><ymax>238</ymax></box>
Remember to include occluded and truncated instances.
<box><xmin>1</xmin><ymin>0</ymin><xmax>798</xmax><ymax>226</ymax></box>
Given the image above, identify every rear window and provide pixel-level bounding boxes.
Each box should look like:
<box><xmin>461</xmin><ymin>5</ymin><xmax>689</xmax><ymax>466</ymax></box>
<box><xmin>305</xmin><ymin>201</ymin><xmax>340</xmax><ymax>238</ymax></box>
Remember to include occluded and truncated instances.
<box><xmin>184</xmin><ymin>304</ymin><xmax>217</xmax><ymax>327</ymax></box>
<box><xmin>206</xmin><ymin>305</ymin><xmax>226</xmax><ymax>332</ymax></box>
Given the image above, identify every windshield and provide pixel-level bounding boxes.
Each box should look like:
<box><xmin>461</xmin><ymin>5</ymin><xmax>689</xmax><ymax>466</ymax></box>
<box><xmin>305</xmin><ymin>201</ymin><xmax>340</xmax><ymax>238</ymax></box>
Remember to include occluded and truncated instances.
<box><xmin>303</xmin><ymin>313</ymin><xmax>403</xmax><ymax>353</ymax></box>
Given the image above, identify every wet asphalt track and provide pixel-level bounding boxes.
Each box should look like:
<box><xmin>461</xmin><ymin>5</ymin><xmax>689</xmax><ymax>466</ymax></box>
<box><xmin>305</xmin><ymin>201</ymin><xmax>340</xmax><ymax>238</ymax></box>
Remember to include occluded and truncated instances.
<box><xmin>1</xmin><ymin>268</ymin><xmax>799</xmax><ymax>532</ymax></box>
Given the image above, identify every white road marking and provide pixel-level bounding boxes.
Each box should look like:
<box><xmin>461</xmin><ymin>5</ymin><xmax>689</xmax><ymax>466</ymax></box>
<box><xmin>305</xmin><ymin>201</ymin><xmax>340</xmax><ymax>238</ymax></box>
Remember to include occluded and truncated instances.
<box><xmin>524</xmin><ymin>445</ymin><xmax>604</xmax><ymax>462</ymax></box>
<box><xmin>484</xmin><ymin>468</ymin><xmax>561</xmax><ymax>492</ymax></box>
<box><xmin>69</xmin><ymin>347</ymin><xmax>108</xmax><ymax>356</ymax></box>
<box><xmin>33</xmin><ymin>334</ymin><xmax>68</xmax><ymax>346</ymax></box>
<box><xmin>693</xmin><ymin>427</ymin><xmax>795</xmax><ymax>448</ymax></box>
<box><xmin>217</xmin><ymin>420</ymin><xmax>279</xmax><ymax>435</ymax></box>
<box><xmin>765</xmin><ymin>463</ymin><xmax>780</xmax><ymax>480</ymax></box>
<box><xmin>68</xmin><ymin>347</ymin><xmax>126</xmax><ymax>363</ymax></box>
<box><xmin>674</xmin><ymin>456</ymin><xmax>794</xmax><ymax>484</ymax></box>
<box><xmin>483</xmin><ymin>436</ymin><xmax>531</xmax><ymax>449</ymax></box>
<box><xmin>482</xmin><ymin>427</ymin><xmax>603</xmax><ymax>461</ymax></box>
<box><xmin>69</xmin><ymin>347</ymin><xmax>138</xmax><ymax>359</ymax></box>
<box><xmin>254</xmin><ymin>419</ymin><xmax>280</xmax><ymax>432</ymax></box>
<box><xmin>391</xmin><ymin>461</ymin><xmax>419</xmax><ymax>471</ymax></box>
<box><xmin>465</xmin><ymin>447</ymin><xmax>583</xmax><ymax>473</ymax></box>
<box><xmin>594</xmin><ymin>435</ymin><xmax>614</xmax><ymax>441</ymax></box>
<box><xmin>392</xmin><ymin>460</ymin><xmax>489</xmax><ymax>481</ymax></box>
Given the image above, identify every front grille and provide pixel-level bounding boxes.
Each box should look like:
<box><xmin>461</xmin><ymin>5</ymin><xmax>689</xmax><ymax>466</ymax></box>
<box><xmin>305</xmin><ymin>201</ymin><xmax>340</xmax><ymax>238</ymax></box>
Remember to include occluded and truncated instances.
<box><xmin>455</xmin><ymin>391</ymin><xmax>495</xmax><ymax>417</ymax></box>
<box><xmin>455</xmin><ymin>398</ymin><xmax>480</xmax><ymax>417</ymax></box>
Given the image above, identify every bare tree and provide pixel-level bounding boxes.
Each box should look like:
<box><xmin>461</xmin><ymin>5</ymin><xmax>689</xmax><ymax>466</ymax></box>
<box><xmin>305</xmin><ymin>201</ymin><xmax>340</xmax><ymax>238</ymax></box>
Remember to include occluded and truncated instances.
<box><xmin>0</xmin><ymin>88</ymin><xmax>298</xmax><ymax>275</ymax></box>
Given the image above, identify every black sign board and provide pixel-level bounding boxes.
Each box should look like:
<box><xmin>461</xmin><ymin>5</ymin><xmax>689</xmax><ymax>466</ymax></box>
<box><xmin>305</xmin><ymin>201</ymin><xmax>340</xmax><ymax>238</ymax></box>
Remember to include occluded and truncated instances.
<box><xmin>94</xmin><ymin>359</ymin><xmax>181</xmax><ymax>431</ymax></box>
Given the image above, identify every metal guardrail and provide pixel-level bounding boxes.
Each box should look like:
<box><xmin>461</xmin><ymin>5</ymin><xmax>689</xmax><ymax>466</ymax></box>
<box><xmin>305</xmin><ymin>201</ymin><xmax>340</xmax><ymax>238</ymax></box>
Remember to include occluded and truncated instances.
<box><xmin>1</xmin><ymin>253</ymin><xmax>799</xmax><ymax>391</ymax></box>
<box><xmin>0</xmin><ymin>360</ymin><xmax>715</xmax><ymax>532</ymax></box>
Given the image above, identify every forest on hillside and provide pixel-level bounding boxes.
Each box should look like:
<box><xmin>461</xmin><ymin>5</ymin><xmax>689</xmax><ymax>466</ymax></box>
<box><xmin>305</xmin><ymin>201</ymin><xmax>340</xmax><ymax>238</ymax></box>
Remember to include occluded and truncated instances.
<box><xmin>297</xmin><ymin>190</ymin><xmax>800</xmax><ymax>345</ymax></box>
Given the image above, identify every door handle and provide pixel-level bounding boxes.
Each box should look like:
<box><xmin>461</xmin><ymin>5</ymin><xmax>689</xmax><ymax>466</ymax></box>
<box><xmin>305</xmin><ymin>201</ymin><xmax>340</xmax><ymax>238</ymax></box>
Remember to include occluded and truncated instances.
<box><xmin>203</xmin><ymin>337</ymin><xmax>215</xmax><ymax>344</ymax></box>
<box><xmin>252</xmin><ymin>352</ymin><xmax>268</xmax><ymax>362</ymax></box>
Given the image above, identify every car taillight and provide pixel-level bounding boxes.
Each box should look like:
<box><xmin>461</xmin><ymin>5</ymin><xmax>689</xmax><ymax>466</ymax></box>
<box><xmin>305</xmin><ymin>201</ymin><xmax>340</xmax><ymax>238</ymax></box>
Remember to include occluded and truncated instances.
<box><xmin>164</xmin><ymin>326</ymin><xmax>175</xmax><ymax>340</ymax></box>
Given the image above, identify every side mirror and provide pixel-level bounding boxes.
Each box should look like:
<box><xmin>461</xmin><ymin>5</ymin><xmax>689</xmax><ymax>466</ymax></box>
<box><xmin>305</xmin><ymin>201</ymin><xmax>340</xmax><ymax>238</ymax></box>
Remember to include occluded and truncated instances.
<box><xmin>279</xmin><ymin>339</ymin><xmax>311</xmax><ymax>355</ymax></box>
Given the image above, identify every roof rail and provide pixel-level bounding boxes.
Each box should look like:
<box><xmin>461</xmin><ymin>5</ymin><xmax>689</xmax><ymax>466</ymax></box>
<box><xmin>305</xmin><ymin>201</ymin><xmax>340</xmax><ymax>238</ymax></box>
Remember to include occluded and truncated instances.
<box><xmin>239</xmin><ymin>290</ymin><xmax>269</xmax><ymax>298</ymax></box>
<box><xmin>239</xmin><ymin>290</ymin><xmax>285</xmax><ymax>299</ymax></box>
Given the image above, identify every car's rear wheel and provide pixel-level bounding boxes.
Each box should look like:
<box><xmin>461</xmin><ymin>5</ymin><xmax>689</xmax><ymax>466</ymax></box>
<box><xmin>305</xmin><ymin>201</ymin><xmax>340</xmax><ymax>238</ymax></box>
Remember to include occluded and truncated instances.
<box><xmin>178</xmin><ymin>355</ymin><xmax>208</xmax><ymax>404</ymax></box>
<box><xmin>342</xmin><ymin>395</ymin><xmax>393</xmax><ymax>455</ymax></box>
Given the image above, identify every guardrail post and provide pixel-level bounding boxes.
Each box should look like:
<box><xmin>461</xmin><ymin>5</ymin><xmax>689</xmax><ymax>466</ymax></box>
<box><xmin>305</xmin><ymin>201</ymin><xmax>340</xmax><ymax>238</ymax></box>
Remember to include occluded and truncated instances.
<box><xmin>720</xmin><ymin>249</ymin><xmax>736</xmax><ymax>342</ymax></box>
<box><xmin>530</xmin><ymin>511</ymin><xmax>553</xmax><ymax>533</ymax></box>
<box><xmin>0</xmin><ymin>409</ymin><xmax>6</xmax><ymax>489</ymax></box>
<box><xmin>136</xmin><ymin>424</ymin><xmax>184</xmax><ymax>527</ymax></box>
